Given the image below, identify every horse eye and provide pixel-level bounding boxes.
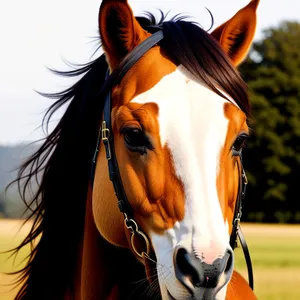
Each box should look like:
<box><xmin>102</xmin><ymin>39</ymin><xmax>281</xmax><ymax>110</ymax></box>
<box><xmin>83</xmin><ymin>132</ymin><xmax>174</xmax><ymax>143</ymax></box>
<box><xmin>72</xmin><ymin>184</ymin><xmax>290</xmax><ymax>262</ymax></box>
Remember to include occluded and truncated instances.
<box><xmin>232</xmin><ymin>134</ymin><xmax>248</xmax><ymax>156</ymax></box>
<box><xmin>122</xmin><ymin>127</ymin><xmax>153</xmax><ymax>154</ymax></box>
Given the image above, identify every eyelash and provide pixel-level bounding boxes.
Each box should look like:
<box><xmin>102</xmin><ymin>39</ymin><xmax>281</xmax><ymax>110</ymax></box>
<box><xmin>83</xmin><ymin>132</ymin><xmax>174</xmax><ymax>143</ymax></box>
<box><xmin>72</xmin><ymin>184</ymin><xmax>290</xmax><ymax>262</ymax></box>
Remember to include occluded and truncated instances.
<box><xmin>121</xmin><ymin>127</ymin><xmax>154</xmax><ymax>154</ymax></box>
<box><xmin>232</xmin><ymin>133</ymin><xmax>249</xmax><ymax>156</ymax></box>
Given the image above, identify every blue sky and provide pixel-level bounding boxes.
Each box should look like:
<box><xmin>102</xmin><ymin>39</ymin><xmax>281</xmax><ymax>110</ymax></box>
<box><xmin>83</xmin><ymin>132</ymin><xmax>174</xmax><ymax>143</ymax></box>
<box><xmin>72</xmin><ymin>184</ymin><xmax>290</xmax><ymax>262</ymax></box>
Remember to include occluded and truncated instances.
<box><xmin>1</xmin><ymin>0</ymin><xmax>300</xmax><ymax>145</ymax></box>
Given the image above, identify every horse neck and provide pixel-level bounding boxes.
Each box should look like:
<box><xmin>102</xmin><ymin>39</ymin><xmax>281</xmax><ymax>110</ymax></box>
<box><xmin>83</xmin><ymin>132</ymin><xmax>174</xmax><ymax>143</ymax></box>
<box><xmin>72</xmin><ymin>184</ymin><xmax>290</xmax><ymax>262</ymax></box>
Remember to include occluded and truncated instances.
<box><xmin>73</xmin><ymin>185</ymin><xmax>153</xmax><ymax>300</ymax></box>
<box><xmin>226</xmin><ymin>271</ymin><xmax>257</xmax><ymax>300</ymax></box>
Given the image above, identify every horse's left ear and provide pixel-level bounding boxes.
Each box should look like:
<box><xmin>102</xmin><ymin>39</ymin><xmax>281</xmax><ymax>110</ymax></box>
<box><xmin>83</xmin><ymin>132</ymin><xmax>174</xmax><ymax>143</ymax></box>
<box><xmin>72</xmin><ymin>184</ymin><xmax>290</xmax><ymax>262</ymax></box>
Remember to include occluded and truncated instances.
<box><xmin>211</xmin><ymin>0</ymin><xmax>260</xmax><ymax>66</ymax></box>
<box><xmin>99</xmin><ymin>0</ymin><xmax>150</xmax><ymax>70</ymax></box>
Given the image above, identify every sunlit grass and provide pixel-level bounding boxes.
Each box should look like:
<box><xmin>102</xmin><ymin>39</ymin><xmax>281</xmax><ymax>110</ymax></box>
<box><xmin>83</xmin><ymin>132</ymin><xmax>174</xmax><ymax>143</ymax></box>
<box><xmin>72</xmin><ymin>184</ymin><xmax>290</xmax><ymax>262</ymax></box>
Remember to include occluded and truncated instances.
<box><xmin>1</xmin><ymin>220</ymin><xmax>300</xmax><ymax>300</ymax></box>
<box><xmin>235</xmin><ymin>224</ymin><xmax>300</xmax><ymax>300</ymax></box>
<box><xmin>0</xmin><ymin>220</ymin><xmax>32</xmax><ymax>300</ymax></box>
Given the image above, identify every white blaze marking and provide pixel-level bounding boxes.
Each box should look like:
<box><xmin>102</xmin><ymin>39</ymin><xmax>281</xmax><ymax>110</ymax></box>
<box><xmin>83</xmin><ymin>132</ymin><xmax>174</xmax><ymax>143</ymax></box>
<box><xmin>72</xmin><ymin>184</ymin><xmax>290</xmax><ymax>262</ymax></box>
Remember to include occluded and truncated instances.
<box><xmin>132</xmin><ymin>66</ymin><xmax>231</xmax><ymax>299</ymax></box>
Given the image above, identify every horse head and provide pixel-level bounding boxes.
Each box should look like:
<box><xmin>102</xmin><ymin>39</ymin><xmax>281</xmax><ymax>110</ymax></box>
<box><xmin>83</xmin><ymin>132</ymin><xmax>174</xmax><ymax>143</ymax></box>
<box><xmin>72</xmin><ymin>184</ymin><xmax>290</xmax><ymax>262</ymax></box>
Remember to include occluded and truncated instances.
<box><xmin>92</xmin><ymin>0</ymin><xmax>259</xmax><ymax>299</ymax></box>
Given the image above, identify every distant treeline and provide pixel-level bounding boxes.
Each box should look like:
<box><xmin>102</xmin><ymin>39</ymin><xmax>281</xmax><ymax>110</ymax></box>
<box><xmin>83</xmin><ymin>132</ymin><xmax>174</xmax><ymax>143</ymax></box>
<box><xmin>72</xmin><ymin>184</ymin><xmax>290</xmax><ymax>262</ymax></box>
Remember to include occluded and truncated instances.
<box><xmin>240</xmin><ymin>21</ymin><xmax>300</xmax><ymax>223</ymax></box>
<box><xmin>1</xmin><ymin>21</ymin><xmax>300</xmax><ymax>223</ymax></box>
<box><xmin>0</xmin><ymin>144</ymin><xmax>38</xmax><ymax>219</ymax></box>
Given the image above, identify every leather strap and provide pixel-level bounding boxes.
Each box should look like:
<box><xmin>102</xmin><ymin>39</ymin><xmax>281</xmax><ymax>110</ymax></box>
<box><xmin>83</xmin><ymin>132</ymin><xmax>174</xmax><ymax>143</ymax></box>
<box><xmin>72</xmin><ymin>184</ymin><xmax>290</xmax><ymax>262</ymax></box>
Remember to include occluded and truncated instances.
<box><xmin>91</xmin><ymin>31</ymin><xmax>164</xmax><ymax>219</ymax></box>
<box><xmin>229</xmin><ymin>154</ymin><xmax>254</xmax><ymax>290</ymax></box>
<box><xmin>238</xmin><ymin>227</ymin><xmax>254</xmax><ymax>290</ymax></box>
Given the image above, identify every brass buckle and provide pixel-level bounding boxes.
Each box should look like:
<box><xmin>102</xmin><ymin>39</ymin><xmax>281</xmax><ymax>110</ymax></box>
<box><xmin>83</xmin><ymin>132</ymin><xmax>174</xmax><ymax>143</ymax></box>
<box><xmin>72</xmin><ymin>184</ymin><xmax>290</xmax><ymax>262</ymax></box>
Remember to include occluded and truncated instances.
<box><xmin>234</xmin><ymin>216</ymin><xmax>241</xmax><ymax>228</ymax></box>
<box><xmin>124</xmin><ymin>213</ymin><xmax>150</xmax><ymax>258</ymax></box>
<box><xmin>101</xmin><ymin>121</ymin><xmax>111</xmax><ymax>160</ymax></box>
<box><xmin>101</xmin><ymin>121</ymin><xmax>110</xmax><ymax>141</ymax></box>
<box><xmin>233</xmin><ymin>215</ymin><xmax>241</xmax><ymax>248</ymax></box>
<box><xmin>242</xmin><ymin>169</ymin><xmax>248</xmax><ymax>185</ymax></box>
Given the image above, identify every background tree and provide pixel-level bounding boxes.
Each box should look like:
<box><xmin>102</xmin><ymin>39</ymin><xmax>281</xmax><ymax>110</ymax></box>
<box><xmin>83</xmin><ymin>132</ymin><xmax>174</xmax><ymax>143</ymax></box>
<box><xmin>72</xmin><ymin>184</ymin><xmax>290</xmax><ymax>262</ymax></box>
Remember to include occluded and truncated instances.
<box><xmin>240</xmin><ymin>21</ymin><xmax>300</xmax><ymax>223</ymax></box>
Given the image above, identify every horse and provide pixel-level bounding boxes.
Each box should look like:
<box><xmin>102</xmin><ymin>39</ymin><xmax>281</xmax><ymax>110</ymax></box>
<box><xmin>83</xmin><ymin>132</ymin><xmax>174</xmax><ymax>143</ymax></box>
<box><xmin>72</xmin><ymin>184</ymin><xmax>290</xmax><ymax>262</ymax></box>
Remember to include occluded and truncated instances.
<box><xmin>10</xmin><ymin>0</ymin><xmax>260</xmax><ymax>299</ymax></box>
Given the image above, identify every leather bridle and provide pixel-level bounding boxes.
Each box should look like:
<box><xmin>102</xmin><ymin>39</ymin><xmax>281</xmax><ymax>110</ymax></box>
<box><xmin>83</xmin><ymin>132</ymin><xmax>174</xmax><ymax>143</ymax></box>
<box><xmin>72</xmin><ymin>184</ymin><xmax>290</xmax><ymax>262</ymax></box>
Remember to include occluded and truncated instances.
<box><xmin>90</xmin><ymin>30</ymin><xmax>254</xmax><ymax>290</ymax></box>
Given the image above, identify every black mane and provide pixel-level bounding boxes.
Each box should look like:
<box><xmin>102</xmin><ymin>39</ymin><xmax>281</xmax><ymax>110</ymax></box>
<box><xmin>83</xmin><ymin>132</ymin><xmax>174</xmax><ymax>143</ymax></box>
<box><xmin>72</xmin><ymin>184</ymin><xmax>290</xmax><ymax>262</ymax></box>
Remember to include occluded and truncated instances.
<box><xmin>138</xmin><ymin>11</ymin><xmax>250</xmax><ymax>115</ymax></box>
<box><xmin>9</xmin><ymin>11</ymin><xmax>250</xmax><ymax>299</ymax></box>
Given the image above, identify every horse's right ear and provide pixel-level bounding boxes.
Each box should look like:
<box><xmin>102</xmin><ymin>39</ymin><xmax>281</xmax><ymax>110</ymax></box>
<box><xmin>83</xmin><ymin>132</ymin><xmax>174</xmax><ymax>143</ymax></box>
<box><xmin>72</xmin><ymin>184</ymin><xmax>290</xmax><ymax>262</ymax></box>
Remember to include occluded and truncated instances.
<box><xmin>99</xmin><ymin>0</ymin><xmax>150</xmax><ymax>70</ymax></box>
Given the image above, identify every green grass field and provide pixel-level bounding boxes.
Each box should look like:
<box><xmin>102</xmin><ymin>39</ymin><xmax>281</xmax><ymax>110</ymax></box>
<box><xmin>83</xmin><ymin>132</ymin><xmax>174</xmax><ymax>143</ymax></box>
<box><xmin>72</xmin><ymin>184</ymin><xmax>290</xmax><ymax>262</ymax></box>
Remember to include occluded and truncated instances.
<box><xmin>0</xmin><ymin>220</ymin><xmax>32</xmax><ymax>300</ymax></box>
<box><xmin>235</xmin><ymin>225</ymin><xmax>300</xmax><ymax>300</ymax></box>
<box><xmin>0</xmin><ymin>220</ymin><xmax>300</xmax><ymax>300</ymax></box>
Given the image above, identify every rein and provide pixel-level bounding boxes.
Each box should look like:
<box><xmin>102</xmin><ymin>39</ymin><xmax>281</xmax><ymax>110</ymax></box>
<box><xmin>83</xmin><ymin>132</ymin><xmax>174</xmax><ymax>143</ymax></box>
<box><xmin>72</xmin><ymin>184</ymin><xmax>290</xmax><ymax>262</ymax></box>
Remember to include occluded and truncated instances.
<box><xmin>90</xmin><ymin>30</ymin><xmax>254</xmax><ymax>290</ymax></box>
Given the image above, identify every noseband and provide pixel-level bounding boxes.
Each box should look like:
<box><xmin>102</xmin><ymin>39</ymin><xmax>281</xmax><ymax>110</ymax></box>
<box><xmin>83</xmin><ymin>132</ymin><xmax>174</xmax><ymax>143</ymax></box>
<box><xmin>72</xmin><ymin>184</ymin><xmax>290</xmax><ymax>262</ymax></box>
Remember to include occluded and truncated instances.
<box><xmin>90</xmin><ymin>30</ymin><xmax>254</xmax><ymax>289</ymax></box>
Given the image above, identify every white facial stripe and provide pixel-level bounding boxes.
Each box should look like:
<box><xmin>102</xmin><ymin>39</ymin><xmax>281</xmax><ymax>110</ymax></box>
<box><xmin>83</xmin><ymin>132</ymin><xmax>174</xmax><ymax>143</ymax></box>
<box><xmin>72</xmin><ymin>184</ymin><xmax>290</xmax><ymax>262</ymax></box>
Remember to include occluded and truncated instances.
<box><xmin>132</xmin><ymin>67</ymin><xmax>231</xmax><ymax>300</ymax></box>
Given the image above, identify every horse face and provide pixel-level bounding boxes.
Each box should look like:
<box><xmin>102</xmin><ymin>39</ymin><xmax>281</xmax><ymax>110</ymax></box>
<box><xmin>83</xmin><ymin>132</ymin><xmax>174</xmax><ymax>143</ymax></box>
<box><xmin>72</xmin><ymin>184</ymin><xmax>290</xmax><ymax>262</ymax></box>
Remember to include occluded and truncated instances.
<box><xmin>93</xmin><ymin>0</ymin><xmax>259</xmax><ymax>299</ymax></box>
<box><xmin>112</xmin><ymin>67</ymin><xmax>248</xmax><ymax>299</ymax></box>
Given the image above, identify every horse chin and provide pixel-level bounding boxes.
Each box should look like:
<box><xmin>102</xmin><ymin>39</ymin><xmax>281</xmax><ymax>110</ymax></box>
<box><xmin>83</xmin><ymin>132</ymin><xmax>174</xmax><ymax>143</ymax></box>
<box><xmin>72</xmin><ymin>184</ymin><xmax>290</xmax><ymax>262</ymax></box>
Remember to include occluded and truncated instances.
<box><xmin>161</xmin><ymin>279</ymin><xmax>228</xmax><ymax>300</ymax></box>
<box><xmin>165</xmin><ymin>287</ymin><xmax>227</xmax><ymax>300</ymax></box>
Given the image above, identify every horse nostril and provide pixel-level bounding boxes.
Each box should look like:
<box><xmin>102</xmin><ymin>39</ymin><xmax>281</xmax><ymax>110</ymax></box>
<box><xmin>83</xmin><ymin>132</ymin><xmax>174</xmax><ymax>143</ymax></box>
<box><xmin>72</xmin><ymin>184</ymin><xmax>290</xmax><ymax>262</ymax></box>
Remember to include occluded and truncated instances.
<box><xmin>174</xmin><ymin>248</ymin><xmax>203</xmax><ymax>290</ymax></box>
<box><xmin>224</xmin><ymin>249</ymin><xmax>234</xmax><ymax>274</ymax></box>
<box><xmin>174</xmin><ymin>247</ymin><xmax>234</xmax><ymax>293</ymax></box>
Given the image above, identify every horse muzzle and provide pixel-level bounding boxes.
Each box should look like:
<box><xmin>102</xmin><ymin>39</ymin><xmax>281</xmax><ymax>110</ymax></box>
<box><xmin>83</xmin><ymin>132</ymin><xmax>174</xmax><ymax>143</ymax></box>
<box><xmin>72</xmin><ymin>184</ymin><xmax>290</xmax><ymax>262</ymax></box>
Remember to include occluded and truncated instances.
<box><xmin>171</xmin><ymin>246</ymin><xmax>234</xmax><ymax>300</ymax></box>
